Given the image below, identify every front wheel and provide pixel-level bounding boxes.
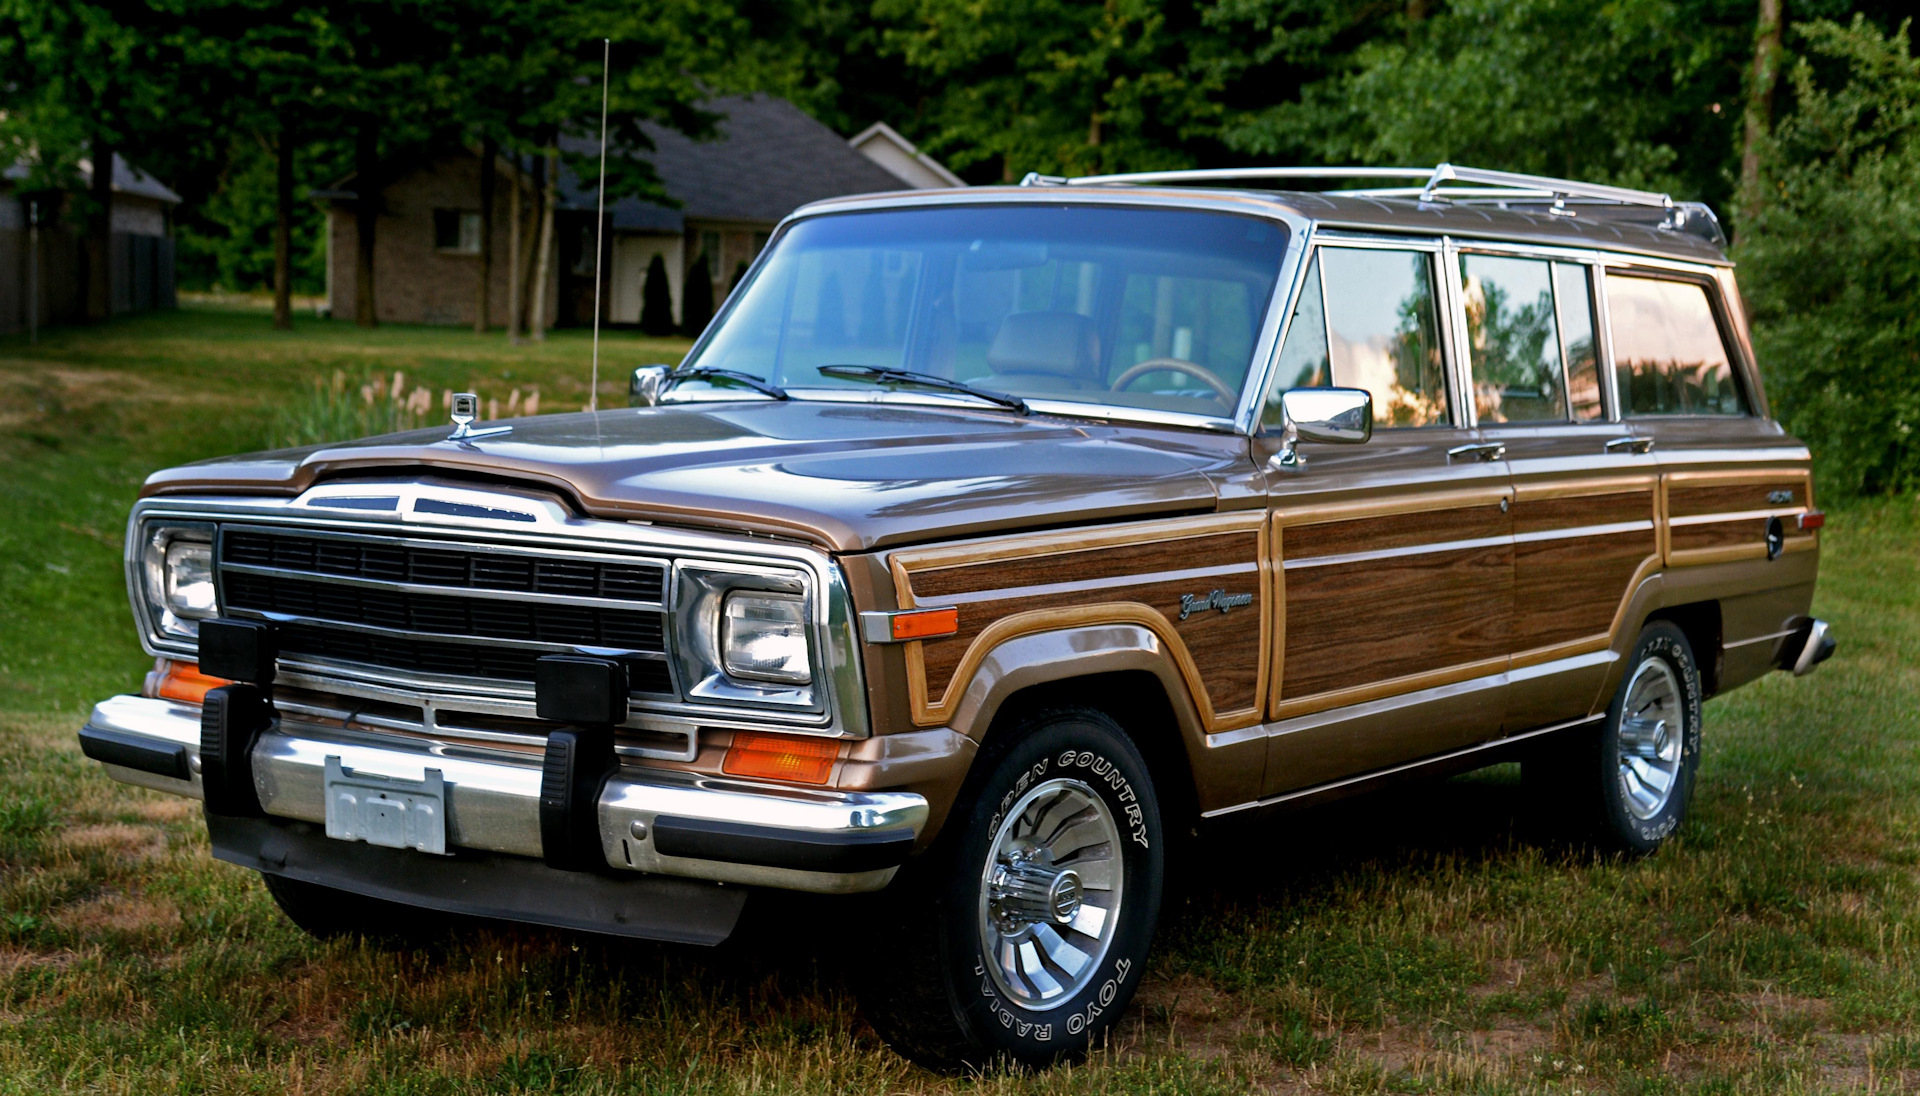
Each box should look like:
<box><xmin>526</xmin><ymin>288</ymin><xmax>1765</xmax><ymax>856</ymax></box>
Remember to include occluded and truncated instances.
<box><xmin>1526</xmin><ymin>620</ymin><xmax>1703</xmax><ymax>853</ymax></box>
<box><xmin>858</xmin><ymin>707</ymin><xmax>1165</xmax><ymax>1070</ymax></box>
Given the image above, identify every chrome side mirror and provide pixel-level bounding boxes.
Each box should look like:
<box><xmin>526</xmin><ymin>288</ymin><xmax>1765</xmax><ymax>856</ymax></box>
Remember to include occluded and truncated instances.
<box><xmin>1272</xmin><ymin>387</ymin><xmax>1372</xmax><ymax>469</ymax></box>
<box><xmin>629</xmin><ymin>365</ymin><xmax>671</xmax><ymax>407</ymax></box>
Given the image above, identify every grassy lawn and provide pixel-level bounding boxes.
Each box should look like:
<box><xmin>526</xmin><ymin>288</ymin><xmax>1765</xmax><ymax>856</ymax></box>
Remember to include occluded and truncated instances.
<box><xmin>3</xmin><ymin>307</ymin><xmax>1918</xmax><ymax>1093</ymax></box>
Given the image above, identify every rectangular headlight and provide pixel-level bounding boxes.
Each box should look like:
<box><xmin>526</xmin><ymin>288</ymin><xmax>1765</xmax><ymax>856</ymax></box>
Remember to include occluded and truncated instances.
<box><xmin>722</xmin><ymin>592</ymin><xmax>811</xmax><ymax>684</ymax></box>
<box><xmin>138</xmin><ymin>523</ymin><xmax>217</xmax><ymax>640</ymax></box>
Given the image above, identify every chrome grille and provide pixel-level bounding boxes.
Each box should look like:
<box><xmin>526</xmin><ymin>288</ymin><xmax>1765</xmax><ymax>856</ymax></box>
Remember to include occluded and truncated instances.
<box><xmin>215</xmin><ymin>527</ymin><xmax>672</xmax><ymax>695</ymax></box>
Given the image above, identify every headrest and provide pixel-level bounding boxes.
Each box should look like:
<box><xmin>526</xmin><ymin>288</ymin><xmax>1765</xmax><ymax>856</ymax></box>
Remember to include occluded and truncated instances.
<box><xmin>986</xmin><ymin>311</ymin><xmax>1101</xmax><ymax>379</ymax></box>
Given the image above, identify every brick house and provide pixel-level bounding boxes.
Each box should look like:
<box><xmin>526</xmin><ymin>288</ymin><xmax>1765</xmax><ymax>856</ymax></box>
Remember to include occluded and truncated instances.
<box><xmin>321</xmin><ymin>96</ymin><xmax>959</xmax><ymax>329</ymax></box>
<box><xmin>3</xmin><ymin>155</ymin><xmax>179</xmax><ymax>335</ymax></box>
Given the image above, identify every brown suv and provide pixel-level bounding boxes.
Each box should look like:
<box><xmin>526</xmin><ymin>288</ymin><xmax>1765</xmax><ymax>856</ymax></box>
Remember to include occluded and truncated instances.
<box><xmin>79</xmin><ymin>163</ymin><xmax>1833</xmax><ymax>1068</ymax></box>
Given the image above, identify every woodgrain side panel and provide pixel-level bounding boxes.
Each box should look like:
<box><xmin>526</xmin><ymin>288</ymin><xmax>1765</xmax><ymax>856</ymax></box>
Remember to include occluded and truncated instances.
<box><xmin>1284</xmin><ymin>503</ymin><xmax>1508</xmax><ymax>560</ymax></box>
<box><xmin>1280</xmin><ymin>543</ymin><xmax>1512</xmax><ymax>701</ymax></box>
<box><xmin>890</xmin><ymin>514</ymin><xmax>1269</xmax><ymax>729</ymax></box>
<box><xmin>1511</xmin><ymin>485</ymin><xmax>1658</xmax><ymax>653</ymax></box>
<box><xmin>1512</xmin><ymin>529</ymin><xmax>1657</xmax><ymax>651</ymax></box>
<box><xmin>1663</xmin><ymin>469</ymin><xmax>1815</xmax><ymax>567</ymax></box>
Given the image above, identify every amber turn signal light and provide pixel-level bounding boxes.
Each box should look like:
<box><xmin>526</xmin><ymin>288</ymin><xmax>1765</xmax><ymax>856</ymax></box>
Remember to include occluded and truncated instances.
<box><xmin>153</xmin><ymin>660</ymin><xmax>232</xmax><ymax>704</ymax></box>
<box><xmin>722</xmin><ymin>730</ymin><xmax>840</xmax><ymax>785</ymax></box>
<box><xmin>1798</xmin><ymin>511</ymin><xmax>1826</xmax><ymax>531</ymax></box>
<box><xmin>890</xmin><ymin>607</ymin><xmax>960</xmax><ymax>641</ymax></box>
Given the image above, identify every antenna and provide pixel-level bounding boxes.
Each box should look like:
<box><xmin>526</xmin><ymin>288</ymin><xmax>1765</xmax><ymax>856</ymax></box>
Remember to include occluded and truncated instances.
<box><xmin>589</xmin><ymin>37</ymin><xmax>610</xmax><ymax>412</ymax></box>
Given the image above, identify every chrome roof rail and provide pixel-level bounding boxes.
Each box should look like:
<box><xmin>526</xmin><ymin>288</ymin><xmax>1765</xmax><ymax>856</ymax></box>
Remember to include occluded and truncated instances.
<box><xmin>1029</xmin><ymin>162</ymin><xmax>1684</xmax><ymax>225</ymax></box>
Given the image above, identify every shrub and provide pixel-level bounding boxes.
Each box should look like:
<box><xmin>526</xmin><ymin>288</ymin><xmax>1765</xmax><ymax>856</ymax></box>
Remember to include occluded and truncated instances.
<box><xmin>1738</xmin><ymin>18</ymin><xmax>1920</xmax><ymax>498</ymax></box>
<box><xmin>639</xmin><ymin>253</ymin><xmax>675</xmax><ymax>336</ymax></box>
<box><xmin>681</xmin><ymin>252</ymin><xmax>714</xmax><ymax>336</ymax></box>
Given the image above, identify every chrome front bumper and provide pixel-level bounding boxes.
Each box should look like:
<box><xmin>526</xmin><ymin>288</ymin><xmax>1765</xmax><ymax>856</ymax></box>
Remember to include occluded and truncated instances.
<box><xmin>80</xmin><ymin>694</ymin><xmax>927</xmax><ymax>894</ymax></box>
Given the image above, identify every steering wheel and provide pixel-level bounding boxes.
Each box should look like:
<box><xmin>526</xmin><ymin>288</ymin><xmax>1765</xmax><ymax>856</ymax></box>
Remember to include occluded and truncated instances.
<box><xmin>1109</xmin><ymin>358</ymin><xmax>1240</xmax><ymax>406</ymax></box>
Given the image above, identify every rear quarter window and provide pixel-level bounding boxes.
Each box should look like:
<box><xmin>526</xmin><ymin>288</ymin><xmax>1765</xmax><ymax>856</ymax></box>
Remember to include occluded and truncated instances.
<box><xmin>1606</xmin><ymin>274</ymin><xmax>1748</xmax><ymax>416</ymax></box>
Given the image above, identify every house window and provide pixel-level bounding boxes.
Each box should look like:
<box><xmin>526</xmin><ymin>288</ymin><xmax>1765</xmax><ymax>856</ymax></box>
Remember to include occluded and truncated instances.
<box><xmin>700</xmin><ymin>231</ymin><xmax>721</xmax><ymax>267</ymax></box>
<box><xmin>434</xmin><ymin>210</ymin><xmax>482</xmax><ymax>254</ymax></box>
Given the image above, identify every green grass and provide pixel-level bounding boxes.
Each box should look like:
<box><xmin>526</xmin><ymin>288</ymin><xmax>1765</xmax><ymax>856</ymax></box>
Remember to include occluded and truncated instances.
<box><xmin>4</xmin><ymin>308</ymin><xmax>1919</xmax><ymax>1092</ymax></box>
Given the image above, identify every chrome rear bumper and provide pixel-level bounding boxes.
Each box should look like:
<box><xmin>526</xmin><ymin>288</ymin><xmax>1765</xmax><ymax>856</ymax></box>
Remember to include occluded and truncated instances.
<box><xmin>79</xmin><ymin>694</ymin><xmax>927</xmax><ymax>894</ymax></box>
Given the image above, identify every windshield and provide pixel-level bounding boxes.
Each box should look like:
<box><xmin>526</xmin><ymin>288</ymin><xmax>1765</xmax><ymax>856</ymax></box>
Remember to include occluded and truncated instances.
<box><xmin>680</xmin><ymin>205</ymin><xmax>1291</xmax><ymax>419</ymax></box>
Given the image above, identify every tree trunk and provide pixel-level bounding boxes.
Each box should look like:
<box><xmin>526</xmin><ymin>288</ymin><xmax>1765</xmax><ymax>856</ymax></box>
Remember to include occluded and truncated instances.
<box><xmin>84</xmin><ymin>135</ymin><xmax>115</xmax><ymax>323</ymax></box>
<box><xmin>353</xmin><ymin>121</ymin><xmax>380</xmax><ymax>328</ymax></box>
<box><xmin>475</xmin><ymin>138</ymin><xmax>497</xmax><ymax>334</ymax></box>
<box><xmin>507</xmin><ymin>153</ymin><xmax>524</xmax><ymax>343</ymax></box>
<box><xmin>1738</xmin><ymin>0</ymin><xmax>1785</xmax><ymax>230</ymax></box>
<box><xmin>273</xmin><ymin>126</ymin><xmax>294</xmax><ymax>330</ymax></box>
<box><xmin>527</xmin><ymin>150</ymin><xmax>557</xmax><ymax>341</ymax></box>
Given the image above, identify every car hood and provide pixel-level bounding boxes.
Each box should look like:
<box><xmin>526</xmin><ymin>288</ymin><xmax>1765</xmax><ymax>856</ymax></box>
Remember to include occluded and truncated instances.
<box><xmin>141</xmin><ymin>401</ymin><xmax>1237</xmax><ymax>551</ymax></box>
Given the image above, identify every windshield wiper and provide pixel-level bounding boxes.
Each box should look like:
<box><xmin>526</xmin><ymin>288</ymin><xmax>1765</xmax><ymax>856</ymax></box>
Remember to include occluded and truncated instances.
<box><xmin>668</xmin><ymin>367</ymin><xmax>788</xmax><ymax>400</ymax></box>
<box><xmin>817</xmin><ymin>365</ymin><xmax>1029</xmax><ymax>414</ymax></box>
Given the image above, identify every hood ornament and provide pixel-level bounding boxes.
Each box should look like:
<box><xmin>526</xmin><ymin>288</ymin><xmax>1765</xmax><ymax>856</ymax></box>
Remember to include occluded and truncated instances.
<box><xmin>447</xmin><ymin>392</ymin><xmax>512</xmax><ymax>442</ymax></box>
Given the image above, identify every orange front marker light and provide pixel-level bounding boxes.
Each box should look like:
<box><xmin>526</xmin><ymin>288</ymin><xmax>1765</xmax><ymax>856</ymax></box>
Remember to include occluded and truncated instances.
<box><xmin>722</xmin><ymin>731</ymin><xmax>840</xmax><ymax>785</ymax></box>
<box><xmin>152</xmin><ymin>660</ymin><xmax>232</xmax><ymax>704</ymax></box>
<box><xmin>860</xmin><ymin>606</ymin><xmax>960</xmax><ymax>643</ymax></box>
<box><xmin>891</xmin><ymin>607</ymin><xmax>960</xmax><ymax>641</ymax></box>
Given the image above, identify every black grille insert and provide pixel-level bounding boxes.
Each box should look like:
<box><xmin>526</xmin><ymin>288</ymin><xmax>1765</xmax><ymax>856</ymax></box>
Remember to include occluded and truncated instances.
<box><xmin>222</xmin><ymin>572</ymin><xmax>665</xmax><ymax>652</ymax></box>
<box><xmin>272</xmin><ymin>623</ymin><xmax>674</xmax><ymax>694</ymax></box>
<box><xmin>221</xmin><ymin>530</ymin><xmax>664</xmax><ymax>602</ymax></box>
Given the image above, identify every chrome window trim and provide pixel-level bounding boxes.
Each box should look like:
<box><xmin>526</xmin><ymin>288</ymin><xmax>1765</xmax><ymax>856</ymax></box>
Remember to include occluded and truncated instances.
<box><xmin>1441</xmin><ymin>241</ymin><xmax>1614</xmax><ymax>430</ymax></box>
<box><xmin>683</xmin><ymin>193</ymin><xmax>1312</xmax><ymax>440</ymax></box>
<box><xmin>126</xmin><ymin>487</ymin><xmax>870</xmax><ymax>738</ymax></box>
<box><xmin>1593</xmin><ymin>258</ymin><xmax>1623</xmax><ymax>422</ymax></box>
<box><xmin>1269</xmin><ymin>233</ymin><xmax>1464</xmax><ymax>432</ymax></box>
<box><xmin>1598</xmin><ymin>263</ymin><xmax>1758</xmax><ymax>422</ymax></box>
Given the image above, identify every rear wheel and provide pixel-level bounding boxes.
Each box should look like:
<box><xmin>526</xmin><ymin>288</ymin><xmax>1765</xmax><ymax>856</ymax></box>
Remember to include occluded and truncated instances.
<box><xmin>857</xmin><ymin>706</ymin><xmax>1165</xmax><ymax>1070</ymax></box>
<box><xmin>1526</xmin><ymin>620</ymin><xmax>1703</xmax><ymax>853</ymax></box>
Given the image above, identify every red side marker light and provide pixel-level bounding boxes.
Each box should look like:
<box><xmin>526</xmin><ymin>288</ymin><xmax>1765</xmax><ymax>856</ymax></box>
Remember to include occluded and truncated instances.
<box><xmin>1798</xmin><ymin>511</ymin><xmax>1826</xmax><ymax>531</ymax></box>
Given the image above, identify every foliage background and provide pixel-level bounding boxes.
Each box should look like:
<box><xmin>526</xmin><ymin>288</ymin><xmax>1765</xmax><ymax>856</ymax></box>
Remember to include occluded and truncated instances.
<box><xmin>2</xmin><ymin>0</ymin><xmax>1916</xmax><ymax>496</ymax></box>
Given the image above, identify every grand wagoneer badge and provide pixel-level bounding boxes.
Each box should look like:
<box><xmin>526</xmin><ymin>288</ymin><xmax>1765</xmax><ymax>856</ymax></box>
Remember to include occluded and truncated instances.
<box><xmin>1178</xmin><ymin>589</ymin><xmax>1254</xmax><ymax>620</ymax></box>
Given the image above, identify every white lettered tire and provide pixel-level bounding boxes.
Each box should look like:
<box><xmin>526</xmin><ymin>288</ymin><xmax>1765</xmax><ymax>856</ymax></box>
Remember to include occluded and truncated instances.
<box><xmin>1527</xmin><ymin>620</ymin><xmax>1703</xmax><ymax>853</ymax></box>
<box><xmin>857</xmin><ymin>706</ymin><xmax>1164</xmax><ymax>1069</ymax></box>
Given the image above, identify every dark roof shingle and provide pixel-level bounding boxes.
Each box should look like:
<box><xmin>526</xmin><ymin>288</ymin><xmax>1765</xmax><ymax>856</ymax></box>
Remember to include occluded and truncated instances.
<box><xmin>556</xmin><ymin>96</ymin><xmax>909</xmax><ymax>232</ymax></box>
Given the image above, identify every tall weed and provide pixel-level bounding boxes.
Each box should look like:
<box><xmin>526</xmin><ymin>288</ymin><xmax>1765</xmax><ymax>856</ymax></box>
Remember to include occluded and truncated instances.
<box><xmin>263</xmin><ymin>370</ymin><xmax>541</xmax><ymax>449</ymax></box>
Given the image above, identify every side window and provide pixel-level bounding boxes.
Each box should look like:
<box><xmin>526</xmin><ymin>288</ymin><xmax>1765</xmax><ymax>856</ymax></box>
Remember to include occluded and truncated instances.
<box><xmin>1459</xmin><ymin>255</ymin><xmax>1607</xmax><ymax>424</ymax></box>
<box><xmin>1267</xmin><ymin>253</ymin><xmax>1329</xmax><ymax>396</ymax></box>
<box><xmin>1554</xmin><ymin>263</ymin><xmax>1604</xmax><ymax>421</ymax></box>
<box><xmin>1264</xmin><ymin>247</ymin><xmax>1449</xmax><ymax>429</ymax></box>
<box><xmin>1461</xmin><ymin>254</ymin><xmax>1566</xmax><ymax>423</ymax></box>
<box><xmin>1606</xmin><ymin>275</ymin><xmax>1748</xmax><ymax>416</ymax></box>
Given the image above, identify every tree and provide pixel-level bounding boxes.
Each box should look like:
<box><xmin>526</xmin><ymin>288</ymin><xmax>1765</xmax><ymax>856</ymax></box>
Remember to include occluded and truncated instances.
<box><xmin>875</xmin><ymin>0</ymin><xmax>1228</xmax><ymax>179</ymax></box>
<box><xmin>639</xmin><ymin>252</ymin><xmax>675</xmax><ymax>335</ymax></box>
<box><xmin>1738</xmin><ymin>16</ymin><xmax>1920</xmax><ymax>496</ymax></box>
<box><xmin>0</xmin><ymin>0</ymin><xmax>205</xmax><ymax>322</ymax></box>
<box><xmin>681</xmin><ymin>251</ymin><xmax>714</xmax><ymax>335</ymax></box>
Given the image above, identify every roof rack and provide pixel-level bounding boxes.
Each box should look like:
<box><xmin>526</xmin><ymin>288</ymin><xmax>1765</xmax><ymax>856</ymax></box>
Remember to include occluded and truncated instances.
<box><xmin>1021</xmin><ymin>162</ymin><xmax>1676</xmax><ymax>217</ymax></box>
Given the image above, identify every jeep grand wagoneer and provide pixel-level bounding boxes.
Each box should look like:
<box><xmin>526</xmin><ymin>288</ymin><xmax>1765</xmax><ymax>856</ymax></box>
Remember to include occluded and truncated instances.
<box><xmin>79</xmin><ymin>163</ymin><xmax>1833</xmax><ymax>1068</ymax></box>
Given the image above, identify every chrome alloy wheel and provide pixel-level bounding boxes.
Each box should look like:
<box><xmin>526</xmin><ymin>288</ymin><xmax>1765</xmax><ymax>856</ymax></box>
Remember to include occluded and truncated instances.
<box><xmin>1616</xmin><ymin>658</ymin><xmax>1685</xmax><ymax>820</ymax></box>
<box><xmin>977</xmin><ymin>778</ymin><xmax>1123</xmax><ymax>1009</ymax></box>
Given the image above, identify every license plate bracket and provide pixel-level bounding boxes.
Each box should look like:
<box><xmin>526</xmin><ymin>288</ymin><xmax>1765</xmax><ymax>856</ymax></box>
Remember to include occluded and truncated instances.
<box><xmin>323</xmin><ymin>755</ymin><xmax>448</xmax><ymax>855</ymax></box>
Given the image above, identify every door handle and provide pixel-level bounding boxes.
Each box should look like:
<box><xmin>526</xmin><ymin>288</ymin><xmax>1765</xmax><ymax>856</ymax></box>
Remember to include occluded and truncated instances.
<box><xmin>1605</xmin><ymin>436</ymin><xmax>1655</xmax><ymax>455</ymax></box>
<box><xmin>1447</xmin><ymin>442</ymin><xmax>1506</xmax><ymax>463</ymax></box>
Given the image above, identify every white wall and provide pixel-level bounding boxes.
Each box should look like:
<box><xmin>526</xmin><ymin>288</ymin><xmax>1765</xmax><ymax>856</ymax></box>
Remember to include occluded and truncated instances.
<box><xmin>610</xmin><ymin>234</ymin><xmax>684</xmax><ymax>325</ymax></box>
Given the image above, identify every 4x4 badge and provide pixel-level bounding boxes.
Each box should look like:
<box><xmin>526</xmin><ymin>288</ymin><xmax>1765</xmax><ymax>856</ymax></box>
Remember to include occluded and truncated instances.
<box><xmin>1178</xmin><ymin>589</ymin><xmax>1253</xmax><ymax>620</ymax></box>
